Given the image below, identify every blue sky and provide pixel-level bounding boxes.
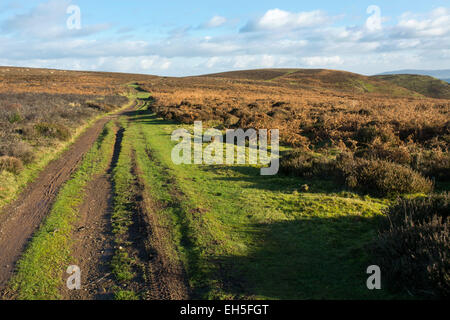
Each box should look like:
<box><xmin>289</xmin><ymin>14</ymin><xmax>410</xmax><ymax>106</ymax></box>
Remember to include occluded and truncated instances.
<box><xmin>0</xmin><ymin>0</ymin><xmax>449</xmax><ymax>76</ymax></box>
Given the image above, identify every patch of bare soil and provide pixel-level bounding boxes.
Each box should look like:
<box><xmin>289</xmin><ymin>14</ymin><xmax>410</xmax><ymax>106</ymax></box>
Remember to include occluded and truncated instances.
<box><xmin>0</xmin><ymin>102</ymin><xmax>137</xmax><ymax>292</ymax></box>
<box><xmin>60</xmin><ymin>173</ymin><xmax>116</xmax><ymax>300</ymax></box>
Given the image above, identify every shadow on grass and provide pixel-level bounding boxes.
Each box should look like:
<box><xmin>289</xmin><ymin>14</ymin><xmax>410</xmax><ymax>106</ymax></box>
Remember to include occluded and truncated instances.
<box><xmin>208</xmin><ymin>216</ymin><xmax>396</xmax><ymax>300</ymax></box>
<box><xmin>202</xmin><ymin>164</ymin><xmax>359</xmax><ymax>195</ymax></box>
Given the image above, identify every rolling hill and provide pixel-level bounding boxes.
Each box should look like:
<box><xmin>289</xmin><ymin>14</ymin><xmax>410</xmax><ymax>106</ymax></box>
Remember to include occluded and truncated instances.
<box><xmin>379</xmin><ymin>69</ymin><xmax>450</xmax><ymax>81</ymax></box>
<box><xmin>203</xmin><ymin>68</ymin><xmax>423</xmax><ymax>97</ymax></box>
<box><xmin>374</xmin><ymin>74</ymin><xmax>450</xmax><ymax>99</ymax></box>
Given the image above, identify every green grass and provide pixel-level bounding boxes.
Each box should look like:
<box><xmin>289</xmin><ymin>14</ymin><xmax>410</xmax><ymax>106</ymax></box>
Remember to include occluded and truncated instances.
<box><xmin>9</xmin><ymin>122</ymin><xmax>117</xmax><ymax>300</ymax></box>
<box><xmin>124</xmin><ymin>105</ymin><xmax>407</xmax><ymax>300</ymax></box>
<box><xmin>109</xmin><ymin>119</ymin><xmax>140</xmax><ymax>286</ymax></box>
<box><xmin>115</xmin><ymin>290</ymin><xmax>139</xmax><ymax>300</ymax></box>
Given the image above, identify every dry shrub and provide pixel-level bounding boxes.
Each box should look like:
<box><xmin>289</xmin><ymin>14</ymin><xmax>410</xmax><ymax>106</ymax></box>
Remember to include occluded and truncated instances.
<box><xmin>0</xmin><ymin>156</ymin><xmax>24</xmax><ymax>174</ymax></box>
<box><xmin>371</xmin><ymin>193</ymin><xmax>449</xmax><ymax>298</ymax></box>
<box><xmin>412</xmin><ymin>149</ymin><xmax>450</xmax><ymax>181</ymax></box>
<box><xmin>0</xmin><ymin>140</ymin><xmax>35</xmax><ymax>164</ymax></box>
<box><xmin>355</xmin><ymin>138</ymin><xmax>412</xmax><ymax>165</ymax></box>
<box><xmin>280</xmin><ymin>150</ymin><xmax>333</xmax><ymax>178</ymax></box>
<box><xmin>87</xmin><ymin>102</ymin><xmax>115</xmax><ymax>112</ymax></box>
<box><xmin>280</xmin><ymin>150</ymin><xmax>433</xmax><ymax>196</ymax></box>
<box><xmin>335</xmin><ymin>153</ymin><xmax>433</xmax><ymax>196</ymax></box>
<box><xmin>35</xmin><ymin>123</ymin><xmax>71</xmax><ymax>141</ymax></box>
<box><xmin>355</xmin><ymin>125</ymin><xmax>379</xmax><ymax>143</ymax></box>
<box><xmin>0</xmin><ymin>103</ymin><xmax>23</xmax><ymax>124</ymax></box>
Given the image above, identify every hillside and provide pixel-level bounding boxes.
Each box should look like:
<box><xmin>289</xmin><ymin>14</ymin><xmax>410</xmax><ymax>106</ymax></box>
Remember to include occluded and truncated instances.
<box><xmin>379</xmin><ymin>69</ymin><xmax>450</xmax><ymax>81</ymax></box>
<box><xmin>204</xmin><ymin>68</ymin><xmax>423</xmax><ymax>98</ymax></box>
<box><xmin>374</xmin><ymin>74</ymin><xmax>450</xmax><ymax>99</ymax></box>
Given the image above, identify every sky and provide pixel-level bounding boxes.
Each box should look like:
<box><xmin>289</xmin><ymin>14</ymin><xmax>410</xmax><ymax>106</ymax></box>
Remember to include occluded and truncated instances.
<box><xmin>0</xmin><ymin>0</ymin><xmax>449</xmax><ymax>76</ymax></box>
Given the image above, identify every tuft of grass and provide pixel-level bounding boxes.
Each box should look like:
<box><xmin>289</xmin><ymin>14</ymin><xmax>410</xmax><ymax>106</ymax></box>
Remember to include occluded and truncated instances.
<box><xmin>111</xmin><ymin>251</ymin><xmax>134</xmax><ymax>282</ymax></box>
<box><xmin>0</xmin><ymin>156</ymin><xmax>24</xmax><ymax>174</ymax></box>
<box><xmin>115</xmin><ymin>290</ymin><xmax>139</xmax><ymax>300</ymax></box>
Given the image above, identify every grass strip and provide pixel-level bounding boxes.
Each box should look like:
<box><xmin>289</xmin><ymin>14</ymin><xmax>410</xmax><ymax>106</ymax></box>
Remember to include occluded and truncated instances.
<box><xmin>109</xmin><ymin>119</ymin><xmax>139</xmax><ymax>293</ymax></box>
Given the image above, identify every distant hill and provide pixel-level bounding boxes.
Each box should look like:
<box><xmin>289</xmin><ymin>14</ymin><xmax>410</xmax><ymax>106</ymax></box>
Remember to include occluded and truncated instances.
<box><xmin>203</xmin><ymin>68</ymin><xmax>422</xmax><ymax>97</ymax></box>
<box><xmin>378</xmin><ymin>69</ymin><xmax>450</xmax><ymax>82</ymax></box>
<box><xmin>373</xmin><ymin>74</ymin><xmax>450</xmax><ymax>99</ymax></box>
<box><xmin>203</xmin><ymin>69</ymin><xmax>298</xmax><ymax>81</ymax></box>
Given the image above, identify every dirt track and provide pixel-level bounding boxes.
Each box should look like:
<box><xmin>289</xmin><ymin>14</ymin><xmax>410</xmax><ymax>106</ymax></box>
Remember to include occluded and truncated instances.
<box><xmin>62</xmin><ymin>126</ymin><xmax>189</xmax><ymax>300</ymax></box>
<box><xmin>0</xmin><ymin>102</ymin><xmax>137</xmax><ymax>290</ymax></box>
<box><xmin>60</xmin><ymin>172</ymin><xmax>117</xmax><ymax>300</ymax></box>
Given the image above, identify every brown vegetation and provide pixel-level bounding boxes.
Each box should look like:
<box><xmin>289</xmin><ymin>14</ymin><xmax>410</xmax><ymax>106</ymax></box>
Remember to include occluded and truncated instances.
<box><xmin>0</xmin><ymin>92</ymin><xmax>128</xmax><ymax>166</ymax></box>
<box><xmin>0</xmin><ymin>67</ymin><xmax>148</xmax><ymax>170</ymax></box>
<box><xmin>139</xmin><ymin>69</ymin><xmax>449</xmax><ymax>194</ymax></box>
<box><xmin>371</xmin><ymin>193</ymin><xmax>449</xmax><ymax>298</ymax></box>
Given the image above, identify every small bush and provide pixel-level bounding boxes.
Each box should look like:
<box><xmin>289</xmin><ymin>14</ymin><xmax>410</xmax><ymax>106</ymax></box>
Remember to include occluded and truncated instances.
<box><xmin>87</xmin><ymin>102</ymin><xmax>115</xmax><ymax>112</ymax></box>
<box><xmin>8</xmin><ymin>113</ymin><xmax>23</xmax><ymax>124</ymax></box>
<box><xmin>8</xmin><ymin>141</ymin><xmax>35</xmax><ymax>164</ymax></box>
<box><xmin>280</xmin><ymin>150</ymin><xmax>433</xmax><ymax>196</ymax></box>
<box><xmin>355</xmin><ymin>125</ymin><xmax>379</xmax><ymax>143</ymax></box>
<box><xmin>280</xmin><ymin>150</ymin><xmax>333</xmax><ymax>178</ymax></box>
<box><xmin>355</xmin><ymin>139</ymin><xmax>411</xmax><ymax>165</ymax></box>
<box><xmin>412</xmin><ymin>150</ymin><xmax>450</xmax><ymax>181</ymax></box>
<box><xmin>35</xmin><ymin>123</ymin><xmax>71</xmax><ymax>141</ymax></box>
<box><xmin>335</xmin><ymin>153</ymin><xmax>433</xmax><ymax>196</ymax></box>
<box><xmin>371</xmin><ymin>193</ymin><xmax>449</xmax><ymax>298</ymax></box>
<box><xmin>0</xmin><ymin>156</ymin><xmax>24</xmax><ymax>174</ymax></box>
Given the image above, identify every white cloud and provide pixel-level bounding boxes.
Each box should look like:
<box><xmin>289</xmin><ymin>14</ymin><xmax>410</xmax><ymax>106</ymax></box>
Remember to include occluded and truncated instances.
<box><xmin>301</xmin><ymin>56</ymin><xmax>344</xmax><ymax>67</ymax></box>
<box><xmin>396</xmin><ymin>7</ymin><xmax>450</xmax><ymax>37</ymax></box>
<box><xmin>202</xmin><ymin>16</ymin><xmax>227</xmax><ymax>28</ymax></box>
<box><xmin>241</xmin><ymin>9</ymin><xmax>329</xmax><ymax>32</ymax></box>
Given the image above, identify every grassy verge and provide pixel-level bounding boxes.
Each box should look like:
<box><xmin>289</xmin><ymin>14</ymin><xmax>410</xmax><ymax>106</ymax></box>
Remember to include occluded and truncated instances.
<box><xmin>0</xmin><ymin>97</ymin><xmax>135</xmax><ymax>212</ymax></box>
<box><xmin>8</xmin><ymin>122</ymin><xmax>117</xmax><ymax>300</ymax></box>
<box><xmin>109</xmin><ymin>92</ymin><xmax>158</xmax><ymax>300</ymax></box>
<box><xmin>125</xmin><ymin>104</ymin><xmax>407</xmax><ymax>299</ymax></box>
